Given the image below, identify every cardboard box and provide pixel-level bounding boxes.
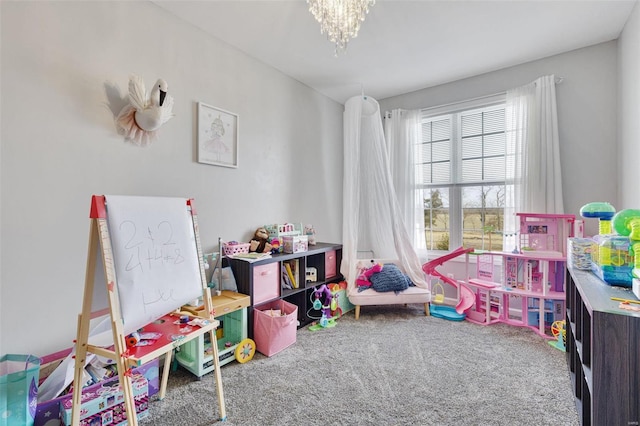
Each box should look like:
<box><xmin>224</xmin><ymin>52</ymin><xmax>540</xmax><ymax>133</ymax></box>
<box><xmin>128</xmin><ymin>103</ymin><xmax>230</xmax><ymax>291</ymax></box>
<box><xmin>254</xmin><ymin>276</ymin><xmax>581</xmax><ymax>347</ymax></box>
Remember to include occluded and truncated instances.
<box><xmin>283</xmin><ymin>235</ymin><xmax>308</xmax><ymax>253</ymax></box>
<box><xmin>60</xmin><ymin>374</ymin><xmax>148</xmax><ymax>426</ymax></box>
<box><xmin>34</xmin><ymin>358</ymin><xmax>159</xmax><ymax>426</ymax></box>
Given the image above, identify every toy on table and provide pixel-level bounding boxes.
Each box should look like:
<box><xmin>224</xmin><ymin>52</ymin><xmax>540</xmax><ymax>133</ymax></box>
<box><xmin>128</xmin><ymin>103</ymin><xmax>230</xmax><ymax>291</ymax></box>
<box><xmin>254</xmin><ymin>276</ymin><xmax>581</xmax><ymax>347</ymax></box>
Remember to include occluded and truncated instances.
<box><xmin>269</xmin><ymin>237</ymin><xmax>281</xmax><ymax>254</ymax></box>
<box><xmin>304</xmin><ymin>224</ymin><xmax>317</xmax><ymax>245</ymax></box>
<box><xmin>580</xmin><ymin>202</ymin><xmax>616</xmax><ymax>235</ymax></box>
<box><xmin>613</xmin><ymin>209</ymin><xmax>640</xmax><ymax>277</ymax></box>
<box><xmin>249</xmin><ymin>227</ymin><xmax>273</xmax><ymax>253</ymax></box>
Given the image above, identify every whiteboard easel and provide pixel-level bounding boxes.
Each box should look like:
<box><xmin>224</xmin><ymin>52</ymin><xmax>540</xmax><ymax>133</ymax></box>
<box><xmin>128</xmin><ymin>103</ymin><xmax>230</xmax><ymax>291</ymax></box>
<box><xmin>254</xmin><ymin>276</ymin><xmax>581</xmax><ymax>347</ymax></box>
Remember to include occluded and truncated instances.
<box><xmin>71</xmin><ymin>195</ymin><xmax>226</xmax><ymax>425</ymax></box>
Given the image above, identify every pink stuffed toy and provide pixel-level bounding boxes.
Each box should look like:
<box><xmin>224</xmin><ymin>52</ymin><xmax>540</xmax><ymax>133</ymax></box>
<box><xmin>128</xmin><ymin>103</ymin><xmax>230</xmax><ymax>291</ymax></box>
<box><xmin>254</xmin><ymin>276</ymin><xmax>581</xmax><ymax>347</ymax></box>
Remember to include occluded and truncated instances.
<box><xmin>356</xmin><ymin>263</ymin><xmax>383</xmax><ymax>288</ymax></box>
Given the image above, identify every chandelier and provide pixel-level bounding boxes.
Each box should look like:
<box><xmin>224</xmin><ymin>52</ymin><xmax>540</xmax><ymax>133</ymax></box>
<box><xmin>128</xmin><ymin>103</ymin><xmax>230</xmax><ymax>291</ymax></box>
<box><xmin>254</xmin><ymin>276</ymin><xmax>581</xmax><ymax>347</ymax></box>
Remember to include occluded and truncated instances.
<box><xmin>307</xmin><ymin>0</ymin><xmax>375</xmax><ymax>54</ymax></box>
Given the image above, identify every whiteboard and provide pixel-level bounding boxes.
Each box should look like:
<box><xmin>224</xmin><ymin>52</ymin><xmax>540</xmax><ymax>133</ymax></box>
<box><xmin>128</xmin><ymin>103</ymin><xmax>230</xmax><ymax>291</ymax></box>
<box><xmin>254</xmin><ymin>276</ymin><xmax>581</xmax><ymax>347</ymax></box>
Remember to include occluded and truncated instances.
<box><xmin>105</xmin><ymin>195</ymin><xmax>203</xmax><ymax>336</ymax></box>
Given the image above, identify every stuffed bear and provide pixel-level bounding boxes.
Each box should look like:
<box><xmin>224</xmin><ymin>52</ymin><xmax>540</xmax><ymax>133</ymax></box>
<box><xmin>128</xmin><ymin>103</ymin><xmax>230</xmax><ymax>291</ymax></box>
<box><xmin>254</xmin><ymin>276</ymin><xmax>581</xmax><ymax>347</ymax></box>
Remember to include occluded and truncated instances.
<box><xmin>249</xmin><ymin>227</ymin><xmax>273</xmax><ymax>253</ymax></box>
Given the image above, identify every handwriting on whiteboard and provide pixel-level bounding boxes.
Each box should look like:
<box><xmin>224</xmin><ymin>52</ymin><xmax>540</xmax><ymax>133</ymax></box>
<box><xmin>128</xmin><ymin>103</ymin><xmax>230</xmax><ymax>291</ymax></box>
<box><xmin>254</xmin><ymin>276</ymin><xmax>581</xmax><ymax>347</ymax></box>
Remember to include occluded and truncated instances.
<box><xmin>119</xmin><ymin>220</ymin><xmax>186</xmax><ymax>273</ymax></box>
<box><xmin>103</xmin><ymin>195</ymin><xmax>204</xmax><ymax>336</ymax></box>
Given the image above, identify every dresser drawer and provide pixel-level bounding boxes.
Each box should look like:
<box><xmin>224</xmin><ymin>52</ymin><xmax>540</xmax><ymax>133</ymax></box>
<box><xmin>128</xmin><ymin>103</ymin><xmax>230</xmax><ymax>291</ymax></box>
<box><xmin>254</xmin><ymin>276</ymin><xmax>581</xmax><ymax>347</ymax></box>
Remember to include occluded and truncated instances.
<box><xmin>252</xmin><ymin>262</ymin><xmax>279</xmax><ymax>305</ymax></box>
<box><xmin>325</xmin><ymin>250</ymin><xmax>337</xmax><ymax>279</ymax></box>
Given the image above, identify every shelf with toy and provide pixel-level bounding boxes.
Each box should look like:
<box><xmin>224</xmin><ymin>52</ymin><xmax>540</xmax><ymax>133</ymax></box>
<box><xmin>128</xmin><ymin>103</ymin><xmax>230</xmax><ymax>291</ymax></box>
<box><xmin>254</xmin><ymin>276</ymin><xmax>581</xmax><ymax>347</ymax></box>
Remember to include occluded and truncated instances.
<box><xmin>229</xmin><ymin>242</ymin><xmax>345</xmax><ymax>338</ymax></box>
<box><xmin>566</xmin><ymin>266</ymin><xmax>640</xmax><ymax>425</ymax></box>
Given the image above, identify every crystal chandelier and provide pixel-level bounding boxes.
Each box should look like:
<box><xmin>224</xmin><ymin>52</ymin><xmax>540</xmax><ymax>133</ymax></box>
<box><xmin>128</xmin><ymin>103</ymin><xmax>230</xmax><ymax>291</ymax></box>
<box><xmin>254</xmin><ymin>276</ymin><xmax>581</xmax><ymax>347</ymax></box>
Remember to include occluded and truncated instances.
<box><xmin>307</xmin><ymin>0</ymin><xmax>375</xmax><ymax>54</ymax></box>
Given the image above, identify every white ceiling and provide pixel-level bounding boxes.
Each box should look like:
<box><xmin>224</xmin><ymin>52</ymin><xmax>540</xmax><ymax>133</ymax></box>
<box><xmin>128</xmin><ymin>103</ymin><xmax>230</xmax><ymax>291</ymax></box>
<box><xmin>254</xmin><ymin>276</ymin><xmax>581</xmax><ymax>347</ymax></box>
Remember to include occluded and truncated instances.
<box><xmin>153</xmin><ymin>0</ymin><xmax>637</xmax><ymax>104</ymax></box>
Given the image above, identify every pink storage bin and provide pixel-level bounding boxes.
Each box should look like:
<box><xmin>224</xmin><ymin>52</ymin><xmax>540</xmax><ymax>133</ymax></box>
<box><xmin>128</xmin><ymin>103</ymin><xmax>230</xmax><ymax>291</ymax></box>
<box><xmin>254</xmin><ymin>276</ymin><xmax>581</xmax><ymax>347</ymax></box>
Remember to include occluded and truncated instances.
<box><xmin>252</xmin><ymin>262</ymin><xmax>279</xmax><ymax>305</ymax></box>
<box><xmin>253</xmin><ymin>299</ymin><xmax>298</xmax><ymax>356</ymax></box>
<box><xmin>325</xmin><ymin>250</ymin><xmax>337</xmax><ymax>278</ymax></box>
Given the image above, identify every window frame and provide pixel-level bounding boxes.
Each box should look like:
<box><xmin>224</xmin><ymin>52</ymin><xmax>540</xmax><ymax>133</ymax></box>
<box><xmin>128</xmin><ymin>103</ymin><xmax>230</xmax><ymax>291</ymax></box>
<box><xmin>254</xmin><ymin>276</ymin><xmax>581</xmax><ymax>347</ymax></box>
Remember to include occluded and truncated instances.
<box><xmin>418</xmin><ymin>94</ymin><xmax>508</xmax><ymax>253</ymax></box>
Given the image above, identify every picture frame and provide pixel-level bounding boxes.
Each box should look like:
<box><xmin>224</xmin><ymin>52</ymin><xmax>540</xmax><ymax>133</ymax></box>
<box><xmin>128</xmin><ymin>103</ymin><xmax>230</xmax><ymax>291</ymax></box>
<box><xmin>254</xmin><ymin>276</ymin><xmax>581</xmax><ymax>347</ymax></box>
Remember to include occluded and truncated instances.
<box><xmin>197</xmin><ymin>102</ymin><xmax>239</xmax><ymax>168</ymax></box>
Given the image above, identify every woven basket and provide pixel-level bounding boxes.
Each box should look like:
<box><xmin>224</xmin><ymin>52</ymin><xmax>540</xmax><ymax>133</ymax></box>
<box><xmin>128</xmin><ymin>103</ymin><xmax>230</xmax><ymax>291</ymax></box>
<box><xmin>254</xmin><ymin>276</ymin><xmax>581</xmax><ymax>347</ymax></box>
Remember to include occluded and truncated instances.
<box><xmin>223</xmin><ymin>242</ymin><xmax>250</xmax><ymax>256</ymax></box>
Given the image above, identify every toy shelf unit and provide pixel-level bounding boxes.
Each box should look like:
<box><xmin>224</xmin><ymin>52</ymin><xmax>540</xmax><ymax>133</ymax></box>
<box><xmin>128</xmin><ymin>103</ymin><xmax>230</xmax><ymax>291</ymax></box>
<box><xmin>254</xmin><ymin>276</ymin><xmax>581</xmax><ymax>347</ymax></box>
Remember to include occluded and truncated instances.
<box><xmin>566</xmin><ymin>267</ymin><xmax>640</xmax><ymax>426</ymax></box>
<box><xmin>465</xmin><ymin>213</ymin><xmax>575</xmax><ymax>338</ymax></box>
<box><xmin>176</xmin><ymin>291</ymin><xmax>251</xmax><ymax>378</ymax></box>
<box><xmin>228</xmin><ymin>243</ymin><xmax>347</xmax><ymax>338</ymax></box>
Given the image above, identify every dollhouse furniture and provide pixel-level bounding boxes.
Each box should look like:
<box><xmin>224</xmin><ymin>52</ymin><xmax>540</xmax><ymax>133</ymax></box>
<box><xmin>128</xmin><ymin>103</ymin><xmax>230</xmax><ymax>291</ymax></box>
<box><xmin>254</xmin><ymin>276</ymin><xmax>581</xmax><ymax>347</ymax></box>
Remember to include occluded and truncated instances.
<box><xmin>465</xmin><ymin>213</ymin><xmax>575</xmax><ymax>338</ymax></box>
<box><xmin>566</xmin><ymin>267</ymin><xmax>640</xmax><ymax>425</ymax></box>
<box><xmin>347</xmin><ymin>258</ymin><xmax>431</xmax><ymax>319</ymax></box>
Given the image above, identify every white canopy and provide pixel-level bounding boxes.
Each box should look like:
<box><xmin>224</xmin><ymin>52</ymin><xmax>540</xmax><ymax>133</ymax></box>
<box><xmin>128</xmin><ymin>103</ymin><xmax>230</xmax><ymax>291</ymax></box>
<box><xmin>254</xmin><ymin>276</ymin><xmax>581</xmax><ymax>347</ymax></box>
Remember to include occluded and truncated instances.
<box><xmin>341</xmin><ymin>95</ymin><xmax>426</xmax><ymax>288</ymax></box>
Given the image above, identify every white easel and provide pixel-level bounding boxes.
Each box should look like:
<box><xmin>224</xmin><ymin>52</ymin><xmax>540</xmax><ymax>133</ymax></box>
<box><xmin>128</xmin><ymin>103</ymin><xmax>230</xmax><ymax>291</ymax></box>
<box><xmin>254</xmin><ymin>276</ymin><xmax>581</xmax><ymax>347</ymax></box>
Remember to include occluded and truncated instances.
<box><xmin>70</xmin><ymin>195</ymin><xmax>226</xmax><ymax>425</ymax></box>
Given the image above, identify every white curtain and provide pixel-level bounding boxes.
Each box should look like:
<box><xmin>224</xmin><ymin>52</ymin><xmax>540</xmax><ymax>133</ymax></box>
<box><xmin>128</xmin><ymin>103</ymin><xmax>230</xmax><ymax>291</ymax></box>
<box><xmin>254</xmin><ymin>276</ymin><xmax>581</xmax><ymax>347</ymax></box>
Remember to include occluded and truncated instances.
<box><xmin>341</xmin><ymin>96</ymin><xmax>426</xmax><ymax>288</ymax></box>
<box><xmin>505</xmin><ymin>75</ymin><xmax>564</xmax><ymax>250</ymax></box>
<box><xmin>384</xmin><ymin>109</ymin><xmax>425</xmax><ymax>250</ymax></box>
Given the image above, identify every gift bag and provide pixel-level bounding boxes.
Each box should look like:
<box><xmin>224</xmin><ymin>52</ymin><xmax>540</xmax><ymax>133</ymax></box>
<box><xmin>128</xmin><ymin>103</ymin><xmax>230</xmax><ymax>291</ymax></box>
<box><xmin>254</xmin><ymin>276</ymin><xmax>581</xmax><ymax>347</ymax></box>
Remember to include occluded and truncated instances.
<box><xmin>210</xmin><ymin>266</ymin><xmax>238</xmax><ymax>292</ymax></box>
<box><xmin>253</xmin><ymin>299</ymin><xmax>298</xmax><ymax>356</ymax></box>
<box><xmin>0</xmin><ymin>354</ymin><xmax>40</xmax><ymax>426</ymax></box>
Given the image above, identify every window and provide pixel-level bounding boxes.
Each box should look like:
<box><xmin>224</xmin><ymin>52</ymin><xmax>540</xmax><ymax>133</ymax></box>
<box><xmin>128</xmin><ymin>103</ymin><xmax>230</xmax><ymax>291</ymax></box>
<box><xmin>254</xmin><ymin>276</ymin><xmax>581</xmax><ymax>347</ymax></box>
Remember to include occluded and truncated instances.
<box><xmin>417</xmin><ymin>100</ymin><xmax>512</xmax><ymax>252</ymax></box>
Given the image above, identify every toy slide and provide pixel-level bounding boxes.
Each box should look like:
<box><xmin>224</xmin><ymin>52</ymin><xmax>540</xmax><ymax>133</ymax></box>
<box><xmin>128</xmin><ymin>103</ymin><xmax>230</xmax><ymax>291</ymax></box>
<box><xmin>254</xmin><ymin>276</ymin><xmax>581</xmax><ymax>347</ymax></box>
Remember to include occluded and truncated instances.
<box><xmin>423</xmin><ymin>247</ymin><xmax>475</xmax><ymax>315</ymax></box>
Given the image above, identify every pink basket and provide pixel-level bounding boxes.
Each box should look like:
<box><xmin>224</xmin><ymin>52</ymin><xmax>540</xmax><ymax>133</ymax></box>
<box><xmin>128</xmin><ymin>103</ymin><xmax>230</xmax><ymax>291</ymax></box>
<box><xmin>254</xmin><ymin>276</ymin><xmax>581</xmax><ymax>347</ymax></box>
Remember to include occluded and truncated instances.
<box><xmin>253</xmin><ymin>299</ymin><xmax>298</xmax><ymax>356</ymax></box>
<box><xmin>223</xmin><ymin>242</ymin><xmax>250</xmax><ymax>256</ymax></box>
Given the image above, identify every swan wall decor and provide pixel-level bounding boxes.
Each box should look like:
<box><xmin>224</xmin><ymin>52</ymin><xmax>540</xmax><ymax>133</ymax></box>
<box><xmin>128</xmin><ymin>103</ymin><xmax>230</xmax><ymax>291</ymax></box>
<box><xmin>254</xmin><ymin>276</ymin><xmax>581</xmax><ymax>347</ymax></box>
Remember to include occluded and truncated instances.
<box><xmin>116</xmin><ymin>74</ymin><xmax>174</xmax><ymax>146</ymax></box>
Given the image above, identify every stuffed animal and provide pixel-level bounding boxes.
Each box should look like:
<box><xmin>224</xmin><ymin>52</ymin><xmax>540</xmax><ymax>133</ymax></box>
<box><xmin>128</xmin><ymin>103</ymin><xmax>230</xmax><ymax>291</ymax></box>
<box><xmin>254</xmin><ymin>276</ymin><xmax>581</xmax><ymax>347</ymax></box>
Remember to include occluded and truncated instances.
<box><xmin>249</xmin><ymin>227</ymin><xmax>273</xmax><ymax>253</ymax></box>
<box><xmin>304</xmin><ymin>224</ymin><xmax>317</xmax><ymax>245</ymax></box>
<box><xmin>356</xmin><ymin>262</ymin><xmax>383</xmax><ymax>288</ymax></box>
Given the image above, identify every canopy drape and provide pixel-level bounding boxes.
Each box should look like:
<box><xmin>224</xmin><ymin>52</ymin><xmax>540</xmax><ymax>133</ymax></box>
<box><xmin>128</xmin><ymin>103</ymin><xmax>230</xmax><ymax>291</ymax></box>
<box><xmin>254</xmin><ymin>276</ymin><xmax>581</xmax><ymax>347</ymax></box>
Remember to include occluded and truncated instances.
<box><xmin>341</xmin><ymin>96</ymin><xmax>426</xmax><ymax>288</ymax></box>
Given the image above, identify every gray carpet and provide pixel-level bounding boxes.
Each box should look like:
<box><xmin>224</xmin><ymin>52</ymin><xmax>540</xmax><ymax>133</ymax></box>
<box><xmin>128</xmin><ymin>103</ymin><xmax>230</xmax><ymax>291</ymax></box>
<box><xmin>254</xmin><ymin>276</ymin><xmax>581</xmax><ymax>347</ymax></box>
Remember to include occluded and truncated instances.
<box><xmin>142</xmin><ymin>305</ymin><xmax>579</xmax><ymax>425</ymax></box>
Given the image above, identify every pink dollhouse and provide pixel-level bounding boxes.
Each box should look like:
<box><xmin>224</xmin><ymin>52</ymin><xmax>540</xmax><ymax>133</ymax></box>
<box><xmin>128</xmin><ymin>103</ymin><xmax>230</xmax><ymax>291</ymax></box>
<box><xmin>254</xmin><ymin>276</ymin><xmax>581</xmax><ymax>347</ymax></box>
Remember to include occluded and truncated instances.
<box><xmin>465</xmin><ymin>213</ymin><xmax>575</xmax><ymax>338</ymax></box>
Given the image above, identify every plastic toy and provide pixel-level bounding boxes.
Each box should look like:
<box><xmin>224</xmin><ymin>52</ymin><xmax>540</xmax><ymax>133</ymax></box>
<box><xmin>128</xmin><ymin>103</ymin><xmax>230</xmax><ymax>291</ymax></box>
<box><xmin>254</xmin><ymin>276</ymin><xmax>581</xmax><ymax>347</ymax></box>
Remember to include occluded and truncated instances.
<box><xmin>305</xmin><ymin>267</ymin><xmax>318</xmax><ymax>283</ymax></box>
<box><xmin>309</xmin><ymin>284</ymin><xmax>337</xmax><ymax>331</ymax></box>
<box><xmin>580</xmin><ymin>202</ymin><xmax>616</xmax><ymax>235</ymax></box>
<box><xmin>548</xmin><ymin>320</ymin><xmax>566</xmax><ymax>351</ymax></box>
<box><xmin>612</xmin><ymin>208</ymin><xmax>640</xmax><ymax>279</ymax></box>
<box><xmin>422</xmin><ymin>246</ymin><xmax>475</xmax><ymax>321</ymax></box>
<box><xmin>234</xmin><ymin>338</ymin><xmax>256</xmax><ymax>364</ymax></box>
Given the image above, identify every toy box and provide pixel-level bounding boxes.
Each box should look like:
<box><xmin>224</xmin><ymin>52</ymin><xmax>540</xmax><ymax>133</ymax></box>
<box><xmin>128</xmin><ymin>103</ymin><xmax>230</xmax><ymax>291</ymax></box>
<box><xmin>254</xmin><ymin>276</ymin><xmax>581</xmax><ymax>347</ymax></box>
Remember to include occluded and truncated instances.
<box><xmin>264</xmin><ymin>223</ymin><xmax>303</xmax><ymax>238</ymax></box>
<box><xmin>283</xmin><ymin>235</ymin><xmax>308</xmax><ymax>254</ymax></box>
<box><xmin>60</xmin><ymin>374</ymin><xmax>148</xmax><ymax>426</ymax></box>
<box><xmin>34</xmin><ymin>358</ymin><xmax>159</xmax><ymax>426</ymax></box>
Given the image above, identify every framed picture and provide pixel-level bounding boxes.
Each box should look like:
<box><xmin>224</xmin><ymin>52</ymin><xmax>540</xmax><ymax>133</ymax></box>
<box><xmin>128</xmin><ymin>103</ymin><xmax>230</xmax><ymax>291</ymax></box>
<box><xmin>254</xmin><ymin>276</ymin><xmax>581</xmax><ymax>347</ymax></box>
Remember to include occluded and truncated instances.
<box><xmin>197</xmin><ymin>102</ymin><xmax>239</xmax><ymax>168</ymax></box>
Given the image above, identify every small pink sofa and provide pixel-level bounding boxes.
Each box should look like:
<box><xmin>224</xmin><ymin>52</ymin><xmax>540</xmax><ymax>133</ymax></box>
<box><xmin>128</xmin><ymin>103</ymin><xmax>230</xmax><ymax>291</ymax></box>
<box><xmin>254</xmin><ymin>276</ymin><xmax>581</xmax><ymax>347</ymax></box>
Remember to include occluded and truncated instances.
<box><xmin>347</xmin><ymin>259</ymin><xmax>431</xmax><ymax>319</ymax></box>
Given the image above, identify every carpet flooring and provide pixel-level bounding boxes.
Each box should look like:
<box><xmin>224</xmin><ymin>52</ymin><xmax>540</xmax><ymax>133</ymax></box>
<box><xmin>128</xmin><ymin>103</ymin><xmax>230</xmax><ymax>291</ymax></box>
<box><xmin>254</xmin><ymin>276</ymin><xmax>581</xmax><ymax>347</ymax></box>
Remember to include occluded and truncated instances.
<box><xmin>141</xmin><ymin>305</ymin><xmax>579</xmax><ymax>426</ymax></box>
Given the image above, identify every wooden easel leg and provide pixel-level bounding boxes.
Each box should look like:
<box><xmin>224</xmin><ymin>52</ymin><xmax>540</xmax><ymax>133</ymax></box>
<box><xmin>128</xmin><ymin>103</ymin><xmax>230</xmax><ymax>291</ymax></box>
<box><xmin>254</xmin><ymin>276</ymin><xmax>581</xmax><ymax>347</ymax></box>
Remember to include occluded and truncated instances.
<box><xmin>159</xmin><ymin>349</ymin><xmax>173</xmax><ymax>400</ymax></box>
<box><xmin>71</xmin><ymin>314</ymin><xmax>90</xmax><ymax>426</ymax></box>
<box><xmin>209</xmin><ymin>329</ymin><xmax>227</xmax><ymax>420</ymax></box>
<box><xmin>114</xmin><ymin>335</ymin><xmax>139</xmax><ymax>426</ymax></box>
<box><xmin>208</xmin><ymin>329</ymin><xmax>227</xmax><ymax>421</ymax></box>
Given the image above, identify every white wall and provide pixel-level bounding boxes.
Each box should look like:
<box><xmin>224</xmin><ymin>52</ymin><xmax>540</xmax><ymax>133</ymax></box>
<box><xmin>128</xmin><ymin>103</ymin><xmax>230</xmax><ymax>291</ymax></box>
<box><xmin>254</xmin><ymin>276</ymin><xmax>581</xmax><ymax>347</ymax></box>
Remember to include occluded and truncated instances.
<box><xmin>379</xmin><ymin>41</ymin><xmax>619</xmax><ymax>238</ymax></box>
<box><xmin>0</xmin><ymin>1</ymin><xmax>343</xmax><ymax>356</ymax></box>
<box><xmin>619</xmin><ymin>1</ymin><xmax>640</xmax><ymax>208</ymax></box>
